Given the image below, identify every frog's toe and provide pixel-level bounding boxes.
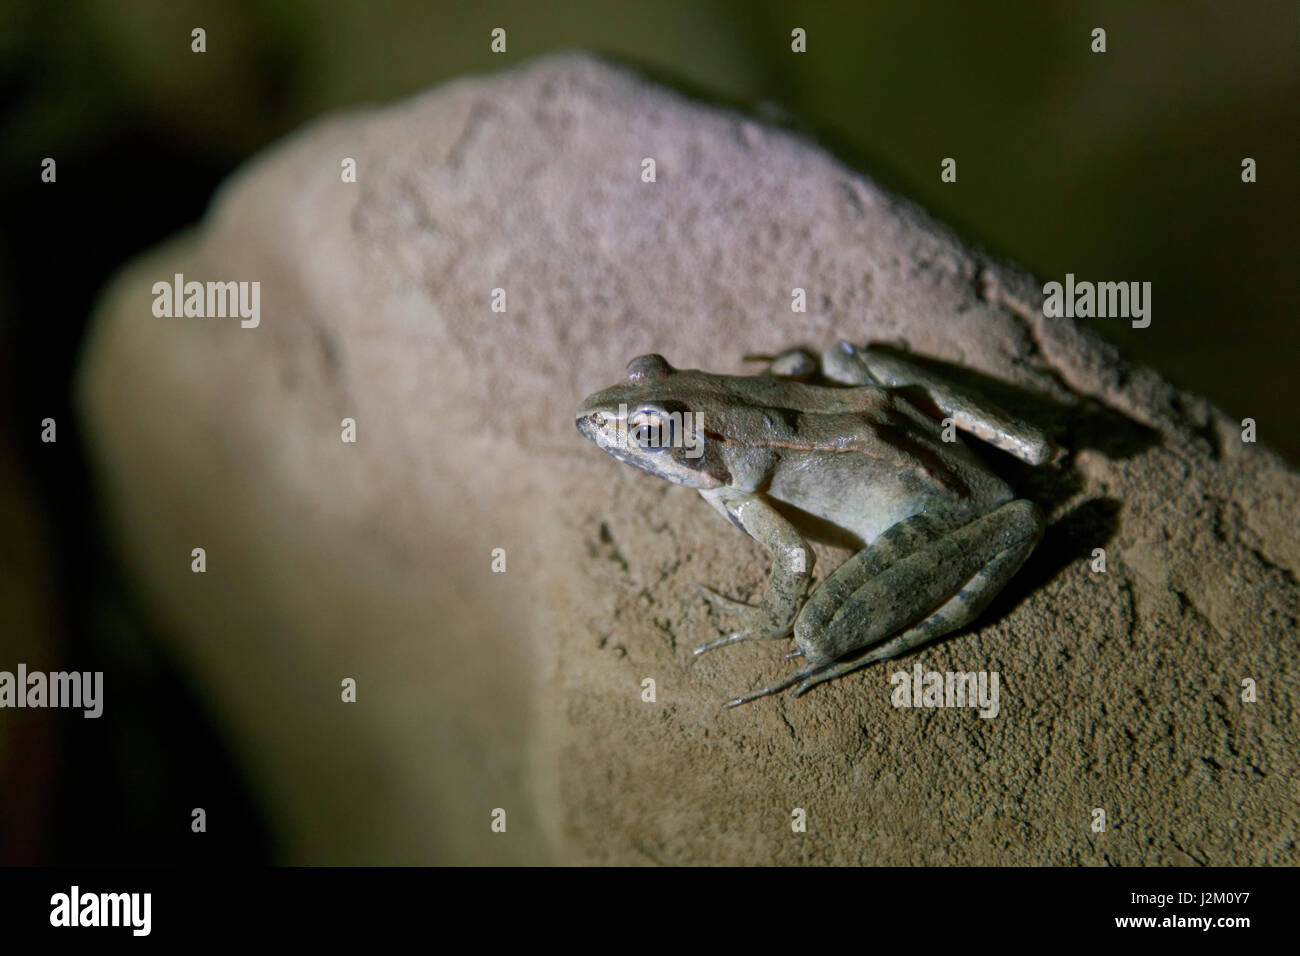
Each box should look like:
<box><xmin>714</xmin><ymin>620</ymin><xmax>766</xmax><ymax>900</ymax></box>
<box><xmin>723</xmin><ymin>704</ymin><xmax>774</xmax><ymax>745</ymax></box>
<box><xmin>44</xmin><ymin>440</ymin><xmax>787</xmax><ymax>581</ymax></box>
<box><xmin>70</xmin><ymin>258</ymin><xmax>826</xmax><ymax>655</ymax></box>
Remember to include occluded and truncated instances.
<box><xmin>721</xmin><ymin>662</ymin><xmax>834</xmax><ymax>708</ymax></box>
<box><xmin>693</xmin><ymin>612</ymin><xmax>793</xmax><ymax>657</ymax></box>
<box><xmin>694</xmin><ymin>583</ymin><xmax>758</xmax><ymax>614</ymax></box>
<box><xmin>788</xmin><ymin>646</ymin><xmax>899</xmax><ymax>698</ymax></box>
<box><xmin>692</xmin><ymin>632</ymin><xmax>750</xmax><ymax>657</ymax></box>
<box><xmin>790</xmin><ymin>673</ymin><xmax>835</xmax><ymax>699</ymax></box>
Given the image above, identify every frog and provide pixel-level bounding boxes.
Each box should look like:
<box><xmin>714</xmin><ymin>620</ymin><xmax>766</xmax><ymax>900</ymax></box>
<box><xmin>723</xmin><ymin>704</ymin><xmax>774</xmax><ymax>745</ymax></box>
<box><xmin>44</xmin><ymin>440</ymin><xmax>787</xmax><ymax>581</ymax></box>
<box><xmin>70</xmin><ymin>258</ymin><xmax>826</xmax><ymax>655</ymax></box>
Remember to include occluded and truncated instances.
<box><xmin>575</xmin><ymin>342</ymin><xmax>1053</xmax><ymax>708</ymax></box>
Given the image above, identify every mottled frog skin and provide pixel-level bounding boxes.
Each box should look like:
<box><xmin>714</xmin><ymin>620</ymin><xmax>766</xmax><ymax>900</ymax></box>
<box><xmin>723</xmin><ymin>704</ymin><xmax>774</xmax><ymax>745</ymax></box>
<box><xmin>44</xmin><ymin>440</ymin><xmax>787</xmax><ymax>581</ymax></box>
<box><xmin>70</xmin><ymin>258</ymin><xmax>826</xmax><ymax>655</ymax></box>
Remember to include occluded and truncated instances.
<box><xmin>576</xmin><ymin>343</ymin><xmax>1051</xmax><ymax>707</ymax></box>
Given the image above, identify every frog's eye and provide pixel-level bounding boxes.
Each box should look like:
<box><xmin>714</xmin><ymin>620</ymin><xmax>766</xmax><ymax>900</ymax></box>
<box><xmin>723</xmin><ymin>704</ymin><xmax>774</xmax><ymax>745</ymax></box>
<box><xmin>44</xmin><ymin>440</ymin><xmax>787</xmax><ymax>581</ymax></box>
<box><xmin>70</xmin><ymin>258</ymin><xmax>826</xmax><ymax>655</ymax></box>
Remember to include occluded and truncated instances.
<box><xmin>628</xmin><ymin>408</ymin><xmax>673</xmax><ymax>451</ymax></box>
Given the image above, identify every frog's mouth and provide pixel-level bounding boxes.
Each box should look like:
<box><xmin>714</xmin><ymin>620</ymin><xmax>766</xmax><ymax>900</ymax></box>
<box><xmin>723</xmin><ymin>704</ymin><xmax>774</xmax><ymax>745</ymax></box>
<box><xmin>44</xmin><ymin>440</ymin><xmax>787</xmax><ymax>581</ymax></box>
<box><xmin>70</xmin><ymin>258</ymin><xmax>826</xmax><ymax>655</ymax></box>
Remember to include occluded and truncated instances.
<box><xmin>575</xmin><ymin>410</ymin><xmax>650</xmax><ymax>470</ymax></box>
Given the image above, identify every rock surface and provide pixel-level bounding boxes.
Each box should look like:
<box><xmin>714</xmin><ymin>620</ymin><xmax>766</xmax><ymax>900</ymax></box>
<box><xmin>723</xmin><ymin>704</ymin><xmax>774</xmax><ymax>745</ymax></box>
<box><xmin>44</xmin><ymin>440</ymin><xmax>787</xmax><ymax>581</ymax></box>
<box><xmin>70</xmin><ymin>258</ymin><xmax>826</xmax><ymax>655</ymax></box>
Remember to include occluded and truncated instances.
<box><xmin>79</xmin><ymin>53</ymin><xmax>1298</xmax><ymax>864</ymax></box>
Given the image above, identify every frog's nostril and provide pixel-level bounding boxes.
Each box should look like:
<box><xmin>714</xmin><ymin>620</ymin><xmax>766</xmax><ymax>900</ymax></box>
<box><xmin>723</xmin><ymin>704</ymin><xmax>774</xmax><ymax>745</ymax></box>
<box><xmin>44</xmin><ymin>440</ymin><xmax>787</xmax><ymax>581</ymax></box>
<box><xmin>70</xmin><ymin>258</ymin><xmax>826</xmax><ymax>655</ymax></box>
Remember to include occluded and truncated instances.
<box><xmin>575</xmin><ymin>412</ymin><xmax>601</xmax><ymax>440</ymax></box>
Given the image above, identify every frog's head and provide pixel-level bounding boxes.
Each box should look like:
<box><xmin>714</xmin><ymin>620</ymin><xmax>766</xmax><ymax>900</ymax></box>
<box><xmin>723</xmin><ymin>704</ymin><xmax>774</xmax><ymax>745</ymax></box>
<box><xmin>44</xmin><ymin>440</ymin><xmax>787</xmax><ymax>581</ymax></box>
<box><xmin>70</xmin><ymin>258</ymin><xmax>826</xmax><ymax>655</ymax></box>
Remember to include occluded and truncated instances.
<box><xmin>576</xmin><ymin>354</ymin><xmax>729</xmax><ymax>490</ymax></box>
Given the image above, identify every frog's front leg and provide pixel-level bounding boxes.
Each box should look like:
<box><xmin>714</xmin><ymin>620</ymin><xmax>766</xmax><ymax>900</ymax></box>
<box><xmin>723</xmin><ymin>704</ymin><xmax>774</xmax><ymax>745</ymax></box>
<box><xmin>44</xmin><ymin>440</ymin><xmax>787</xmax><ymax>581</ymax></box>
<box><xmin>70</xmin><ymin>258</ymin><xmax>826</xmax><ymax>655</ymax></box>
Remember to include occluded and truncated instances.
<box><xmin>691</xmin><ymin>488</ymin><xmax>814</xmax><ymax>656</ymax></box>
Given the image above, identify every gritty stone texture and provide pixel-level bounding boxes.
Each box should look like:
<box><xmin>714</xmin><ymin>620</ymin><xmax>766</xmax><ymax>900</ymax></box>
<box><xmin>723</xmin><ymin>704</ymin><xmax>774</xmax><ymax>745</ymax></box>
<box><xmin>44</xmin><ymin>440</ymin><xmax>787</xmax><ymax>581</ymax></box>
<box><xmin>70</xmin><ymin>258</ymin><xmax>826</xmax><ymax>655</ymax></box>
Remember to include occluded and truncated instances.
<box><xmin>79</xmin><ymin>53</ymin><xmax>1297</xmax><ymax>864</ymax></box>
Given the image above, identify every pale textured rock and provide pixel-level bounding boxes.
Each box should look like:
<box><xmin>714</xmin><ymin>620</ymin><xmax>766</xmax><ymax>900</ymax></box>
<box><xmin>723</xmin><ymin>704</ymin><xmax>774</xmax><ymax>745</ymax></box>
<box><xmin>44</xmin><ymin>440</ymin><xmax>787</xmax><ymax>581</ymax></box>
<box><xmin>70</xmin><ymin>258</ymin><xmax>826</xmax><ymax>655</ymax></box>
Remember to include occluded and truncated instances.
<box><xmin>79</xmin><ymin>53</ymin><xmax>1298</xmax><ymax>864</ymax></box>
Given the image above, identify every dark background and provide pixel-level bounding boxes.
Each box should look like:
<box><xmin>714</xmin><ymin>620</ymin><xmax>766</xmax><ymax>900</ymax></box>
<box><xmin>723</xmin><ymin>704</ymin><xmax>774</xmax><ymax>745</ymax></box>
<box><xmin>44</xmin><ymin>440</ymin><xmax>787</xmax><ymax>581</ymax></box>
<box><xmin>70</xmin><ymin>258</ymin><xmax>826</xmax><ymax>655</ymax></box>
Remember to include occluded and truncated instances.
<box><xmin>0</xmin><ymin>0</ymin><xmax>1296</xmax><ymax>863</ymax></box>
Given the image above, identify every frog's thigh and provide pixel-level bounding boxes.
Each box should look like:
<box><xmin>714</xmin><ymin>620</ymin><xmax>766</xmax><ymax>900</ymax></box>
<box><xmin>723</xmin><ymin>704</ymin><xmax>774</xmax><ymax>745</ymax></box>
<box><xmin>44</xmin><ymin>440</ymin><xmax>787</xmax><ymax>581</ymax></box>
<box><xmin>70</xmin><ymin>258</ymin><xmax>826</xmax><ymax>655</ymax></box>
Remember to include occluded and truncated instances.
<box><xmin>793</xmin><ymin>513</ymin><xmax>946</xmax><ymax>645</ymax></box>
<box><xmin>802</xmin><ymin>499</ymin><xmax>1043</xmax><ymax>665</ymax></box>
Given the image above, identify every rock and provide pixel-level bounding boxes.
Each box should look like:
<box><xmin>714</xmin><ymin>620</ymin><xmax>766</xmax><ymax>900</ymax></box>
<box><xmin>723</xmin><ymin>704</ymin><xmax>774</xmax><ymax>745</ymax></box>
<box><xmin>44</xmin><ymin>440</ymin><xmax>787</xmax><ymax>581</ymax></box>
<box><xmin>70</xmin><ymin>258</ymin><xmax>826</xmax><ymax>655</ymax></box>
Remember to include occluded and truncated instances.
<box><xmin>78</xmin><ymin>53</ymin><xmax>1298</xmax><ymax>864</ymax></box>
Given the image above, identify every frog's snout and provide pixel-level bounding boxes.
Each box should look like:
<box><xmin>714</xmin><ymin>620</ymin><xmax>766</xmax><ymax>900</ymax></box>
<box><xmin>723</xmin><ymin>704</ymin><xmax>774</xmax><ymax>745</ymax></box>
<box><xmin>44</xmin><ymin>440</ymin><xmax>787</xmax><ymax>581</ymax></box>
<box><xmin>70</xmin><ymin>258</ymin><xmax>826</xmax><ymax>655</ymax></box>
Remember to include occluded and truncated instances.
<box><xmin>576</xmin><ymin>404</ymin><xmax>621</xmax><ymax>449</ymax></box>
<box><xmin>575</xmin><ymin>410</ymin><xmax>601</xmax><ymax>443</ymax></box>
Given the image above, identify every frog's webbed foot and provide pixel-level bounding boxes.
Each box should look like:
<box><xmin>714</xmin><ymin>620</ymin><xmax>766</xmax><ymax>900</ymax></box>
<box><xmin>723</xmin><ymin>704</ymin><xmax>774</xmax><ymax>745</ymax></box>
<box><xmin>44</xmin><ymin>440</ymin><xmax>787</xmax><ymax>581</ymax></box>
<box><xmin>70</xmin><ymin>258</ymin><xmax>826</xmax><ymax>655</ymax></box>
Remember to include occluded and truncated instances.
<box><xmin>692</xmin><ymin>584</ymin><xmax>764</xmax><ymax>656</ymax></box>
<box><xmin>721</xmin><ymin>660</ymin><xmax>837</xmax><ymax>708</ymax></box>
<box><xmin>692</xmin><ymin>601</ymin><xmax>793</xmax><ymax>657</ymax></box>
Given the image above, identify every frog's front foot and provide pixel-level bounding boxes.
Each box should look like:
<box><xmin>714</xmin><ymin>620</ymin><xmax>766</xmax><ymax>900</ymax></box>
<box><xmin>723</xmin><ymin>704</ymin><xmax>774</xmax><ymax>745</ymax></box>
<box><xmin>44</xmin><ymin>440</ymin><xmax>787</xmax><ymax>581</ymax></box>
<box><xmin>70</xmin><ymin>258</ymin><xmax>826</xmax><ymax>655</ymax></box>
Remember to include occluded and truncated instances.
<box><xmin>692</xmin><ymin>598</ymin><xmax>794</xmax><ymax>657</ymax></box>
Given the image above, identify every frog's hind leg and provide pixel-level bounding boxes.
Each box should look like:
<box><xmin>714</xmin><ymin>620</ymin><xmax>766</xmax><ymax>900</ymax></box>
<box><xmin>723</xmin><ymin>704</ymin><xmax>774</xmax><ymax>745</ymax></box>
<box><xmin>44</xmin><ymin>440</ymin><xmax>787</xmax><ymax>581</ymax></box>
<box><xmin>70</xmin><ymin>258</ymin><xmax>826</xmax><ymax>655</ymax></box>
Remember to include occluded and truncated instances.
<box><xmin>788</xmin><ymin>499</ymin><xmax>1043</xmax><ymax>699</ymax></box>
<box><xmin>823</xmin><ymin>342</ymin><xmax>1055</xmax><ymax>465</ymax></box>
<box><xmin>720</xmin><ymin>513</ymin><xmax>954</xmax><ymax>708</ymax></box>
<box><xmin>790</xmin><ymin>512</ymin><xmax>949</xmax><ymax>652</ymax></box>
<box><xmin>724</xmin><ymin>499</ymin><xmax>1043</xmax><ymax>707</ymax></box>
